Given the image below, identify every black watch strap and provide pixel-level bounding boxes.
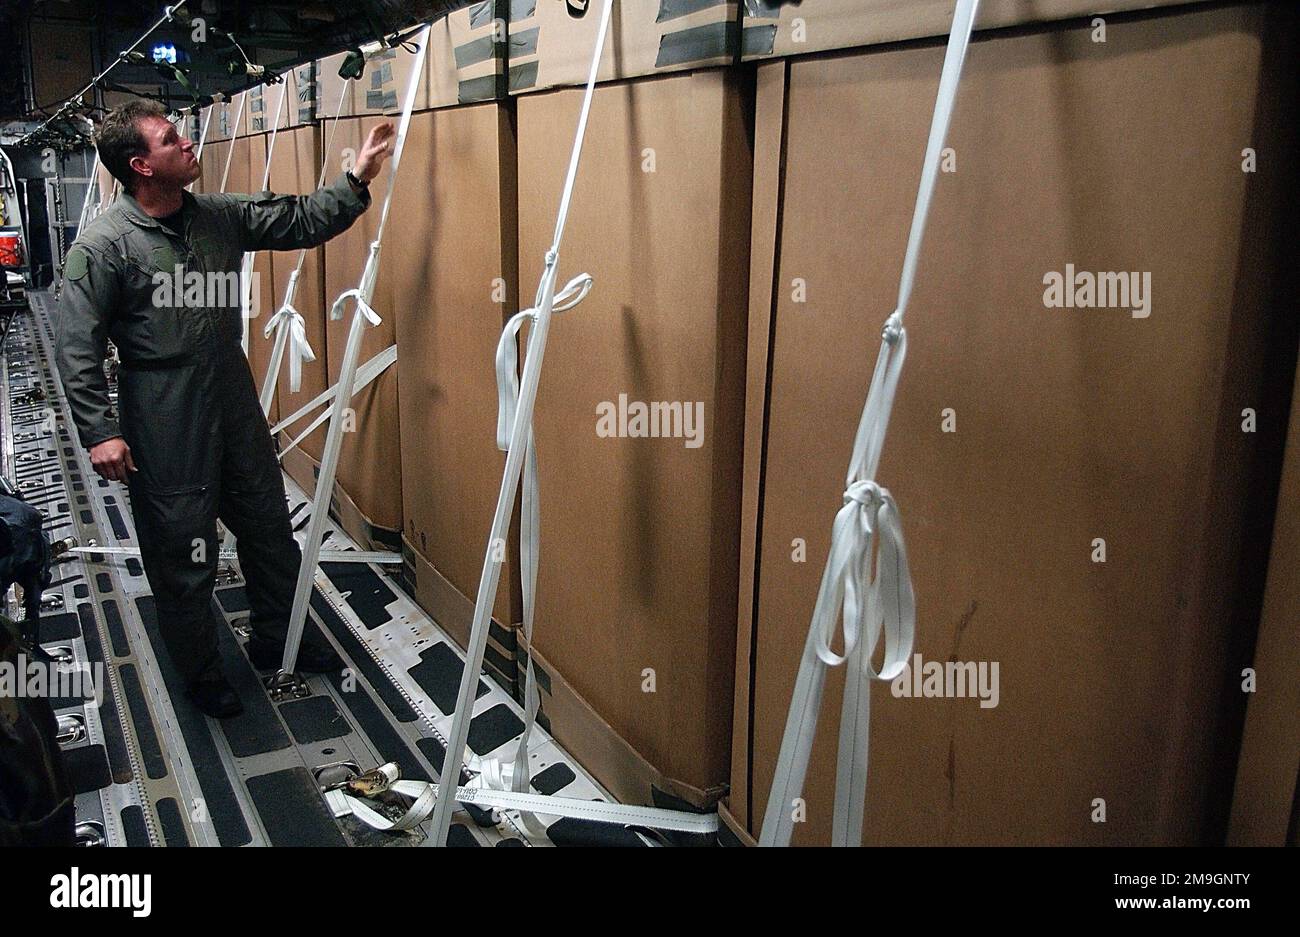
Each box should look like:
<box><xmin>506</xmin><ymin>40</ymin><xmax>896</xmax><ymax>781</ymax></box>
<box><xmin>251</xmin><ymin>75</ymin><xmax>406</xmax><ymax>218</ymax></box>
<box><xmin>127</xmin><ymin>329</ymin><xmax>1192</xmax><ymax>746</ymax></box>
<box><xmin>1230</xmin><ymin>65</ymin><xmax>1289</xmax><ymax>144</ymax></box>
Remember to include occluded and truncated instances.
<box><xmin>346</xmin><ymin>169</ymin><xmax>369</xmax><ymax>190</ymax></box>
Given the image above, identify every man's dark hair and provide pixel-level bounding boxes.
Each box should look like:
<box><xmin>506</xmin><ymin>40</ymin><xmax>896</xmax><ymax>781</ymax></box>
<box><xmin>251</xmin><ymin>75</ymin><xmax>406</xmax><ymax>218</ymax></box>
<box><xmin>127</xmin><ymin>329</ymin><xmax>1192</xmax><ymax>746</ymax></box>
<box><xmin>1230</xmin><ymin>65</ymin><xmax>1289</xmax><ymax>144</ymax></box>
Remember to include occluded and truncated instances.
<box><xmin>95</xmin><ymin>99</ymin><xmax>169</xmax><ymax>193</ymax></box>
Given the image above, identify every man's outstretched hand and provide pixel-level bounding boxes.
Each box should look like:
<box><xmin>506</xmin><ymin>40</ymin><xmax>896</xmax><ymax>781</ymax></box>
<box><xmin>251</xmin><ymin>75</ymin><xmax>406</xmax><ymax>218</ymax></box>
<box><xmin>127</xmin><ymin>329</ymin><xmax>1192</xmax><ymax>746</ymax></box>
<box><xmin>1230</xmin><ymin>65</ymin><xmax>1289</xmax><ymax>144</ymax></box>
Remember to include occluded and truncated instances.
<box><xmin>90</xmin><ymin>437</ymin><xmax>136</xmax><ymax>483</ymax></box>
<box><xmin>353</xmin><ymin>121</ymin><xmax>397</xmax><ymax>184</ymax></box>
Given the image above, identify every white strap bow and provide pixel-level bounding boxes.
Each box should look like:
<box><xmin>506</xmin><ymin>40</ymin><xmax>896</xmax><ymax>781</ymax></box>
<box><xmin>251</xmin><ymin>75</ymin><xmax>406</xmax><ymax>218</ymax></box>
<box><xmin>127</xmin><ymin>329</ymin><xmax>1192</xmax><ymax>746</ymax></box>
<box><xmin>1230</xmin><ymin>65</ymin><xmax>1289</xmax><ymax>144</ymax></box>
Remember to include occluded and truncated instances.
<box><xmin>495</xmin><ymin>272</ymin><xmax>592</xmax><ymax>450</ymax></box>
<box><xmin>264</xmin><ymin>301</ymin><xmax>317</xmax><ymax>393</ymax></box>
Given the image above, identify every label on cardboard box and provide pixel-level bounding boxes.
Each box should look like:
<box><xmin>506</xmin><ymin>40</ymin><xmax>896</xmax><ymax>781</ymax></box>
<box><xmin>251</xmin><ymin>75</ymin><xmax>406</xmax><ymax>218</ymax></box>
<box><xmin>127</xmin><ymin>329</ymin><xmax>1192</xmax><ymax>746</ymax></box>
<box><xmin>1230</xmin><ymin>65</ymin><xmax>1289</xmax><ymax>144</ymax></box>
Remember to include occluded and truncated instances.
<box><xmin>740</xmin><ymin>0</ymin><xmax>1211</xmax><ymax>61</ymax></box>
<box><xmin>508</xmin><ymin>0</ymin><xmax>739</xmax><ymax>96</ymax></box>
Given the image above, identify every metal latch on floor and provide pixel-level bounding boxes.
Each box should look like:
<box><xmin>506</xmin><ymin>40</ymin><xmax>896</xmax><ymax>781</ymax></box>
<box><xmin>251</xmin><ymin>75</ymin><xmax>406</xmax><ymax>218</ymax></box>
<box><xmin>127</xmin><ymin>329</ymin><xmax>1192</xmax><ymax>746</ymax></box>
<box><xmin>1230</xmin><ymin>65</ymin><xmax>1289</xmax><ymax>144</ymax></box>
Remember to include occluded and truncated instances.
<box><xmin>265</xmin><ymin>669</ymin><xmax>311</xmax><ymax>703</ymax></box>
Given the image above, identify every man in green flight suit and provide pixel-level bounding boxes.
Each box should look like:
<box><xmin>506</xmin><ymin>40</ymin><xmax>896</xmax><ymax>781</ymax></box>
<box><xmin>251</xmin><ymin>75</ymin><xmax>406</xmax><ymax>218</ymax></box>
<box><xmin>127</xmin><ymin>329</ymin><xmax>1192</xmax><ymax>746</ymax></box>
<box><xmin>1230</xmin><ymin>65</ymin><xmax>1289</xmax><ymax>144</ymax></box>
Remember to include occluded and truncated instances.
<box><xmin>56</xmin><ymin>99</ymin><xmax>395</xmax><ymax>718</ymax></box>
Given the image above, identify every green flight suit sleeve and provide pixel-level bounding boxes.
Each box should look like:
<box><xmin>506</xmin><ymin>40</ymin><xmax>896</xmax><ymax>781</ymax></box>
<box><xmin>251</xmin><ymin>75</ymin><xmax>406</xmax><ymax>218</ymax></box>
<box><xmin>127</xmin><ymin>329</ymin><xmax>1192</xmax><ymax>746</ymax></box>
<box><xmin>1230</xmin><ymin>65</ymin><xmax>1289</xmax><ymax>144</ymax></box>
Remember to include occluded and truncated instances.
<box><xmin>55</xmin><ymin>243</ymin><xmax>122</xmax><ymax>449</ymax></box>
<box><xmin>235</xmin><ymin>172</ymin><xmax>372</xmax><ymax>252</ymax></box>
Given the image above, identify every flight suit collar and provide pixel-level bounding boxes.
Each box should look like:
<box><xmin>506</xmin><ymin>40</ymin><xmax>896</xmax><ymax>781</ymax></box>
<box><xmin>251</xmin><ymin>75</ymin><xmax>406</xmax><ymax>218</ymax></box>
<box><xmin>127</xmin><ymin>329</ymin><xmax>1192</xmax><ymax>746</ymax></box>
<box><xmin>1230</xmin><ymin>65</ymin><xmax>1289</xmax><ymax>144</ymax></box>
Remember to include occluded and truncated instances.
<box><xmin>118</xmin><ymin>189</ymin><xmax>196</xmax><ymax>236</ymax></box>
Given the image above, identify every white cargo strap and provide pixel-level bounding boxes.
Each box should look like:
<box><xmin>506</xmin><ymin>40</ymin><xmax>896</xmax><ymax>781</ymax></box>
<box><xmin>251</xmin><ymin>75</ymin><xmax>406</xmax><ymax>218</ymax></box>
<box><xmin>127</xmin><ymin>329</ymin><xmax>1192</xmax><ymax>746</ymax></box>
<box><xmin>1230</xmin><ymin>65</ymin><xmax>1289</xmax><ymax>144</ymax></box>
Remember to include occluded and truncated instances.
<box><xmin>239</xmin><ymin>80</ymin><xmax>288</xmax><ymax>355</ymax></box>
<box><xmin>194</xmin><ymin>106</ymin><xmax>213</xmax><ymax>159</ymax></box>
<box><xmin>426</xmin><ymin>0</ymin><xmax>671</xmax><ymax>849</ymax></box>
<box><xmin>183</xmin><ymin>107</ymin><xmax>213</xmax><ymax>193</ymax></box>
<box><xmin>326</xmin><ymin>763</ymin><xmax>718</xmax><ymax>837</ymax></box>
<box><xmin>479</xmin><ymin>272</ymin><xmax>592</xmax><ymax>837</ymax></box>
<box><xmin>269</xmin><ymin>344</ymin><xmax>397</xmax><ymax>458</ymax></box>
<box><xmin>217</xmin><ymin>91</ymin><xmax>248</xmax><ymax>195</ymax></box>
<box><xmin>493</xmin><ymin>272</ymin><xmax>593</xmax><ymax>449</ymax></box>
<box><xmin>279</xmin><ymin>25</ymin><xmax>431</xmax><ymax>678</ymax></box>
<box><xmin>259</xmin><ymin>79</ymin><xmax>350</xmax><ymax>402</ymax></box>
<box><xmin>759</xmin><ymin>0</ymin><xmax>980</xmax><ymax>849</ymax></box>
<box><xmin>262</xmin><ymin>269</ymin><xmax>315</xmax><ymax>398</ymax></box>
<box><xmin>75</xmin><ymin>149</ymin><xmax>101</xmax><ymax>243</ymax></box>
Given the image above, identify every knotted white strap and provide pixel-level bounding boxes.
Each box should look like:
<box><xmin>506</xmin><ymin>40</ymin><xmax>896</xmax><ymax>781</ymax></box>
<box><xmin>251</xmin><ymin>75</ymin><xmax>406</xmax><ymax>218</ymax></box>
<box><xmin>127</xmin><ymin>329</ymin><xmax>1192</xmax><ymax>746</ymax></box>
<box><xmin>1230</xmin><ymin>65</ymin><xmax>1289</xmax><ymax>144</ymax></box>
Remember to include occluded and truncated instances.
<box><xmin>258</xmin><ymin>79</ymin><xmax>349</xmax><ymax>407</ymax></box>
<box><xmin>427</xmin><ymin>0</ymin><xmax>615</xmax><ymax>849</ymax></box>
<box><xmin>263</xmin><ymin>277</ymin><xmax>316</xmax><ymax>393</ymax></box>
<box><xmin>759</xmin><ymin>0</ymin><xmax>980</xmax><ymax>848</ymax></box>
<box><xmin>330</xmin><ymin>284</ymin><xmax>383</xmax><ymax>326</ymax></box>
<box><xmin>494</xmin><ymin>272</ymin><xmax>592</xmax><ymax>450</ymax></box>
<box><xmin>480</xmin><ymin>271</ymin><xmax>592</xmax><ymax>836</ymax></box>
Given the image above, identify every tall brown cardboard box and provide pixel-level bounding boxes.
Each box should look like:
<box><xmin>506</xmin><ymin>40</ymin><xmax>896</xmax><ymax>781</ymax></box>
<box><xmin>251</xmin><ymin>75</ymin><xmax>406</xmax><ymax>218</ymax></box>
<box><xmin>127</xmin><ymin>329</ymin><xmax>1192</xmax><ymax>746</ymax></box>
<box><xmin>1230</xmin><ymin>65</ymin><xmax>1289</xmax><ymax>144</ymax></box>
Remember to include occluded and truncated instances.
<box><xmin>385</xmin><ymin>105</ymin><xmax>523</xmax><ymax>686</ymax></box>
<box><xmin>730</xmin><ymin>3</ymin><xmax>1298</xmax><ymax>845</ymax></box>
<box><xmin>514</xmin><ymin>68</ymin><xmax>751</xmax><ymax>805</ymax></box>
<box><xmin>319</xmin><ymin>116</ymin><xmax>405</xmax><ymax>539</ymax></box>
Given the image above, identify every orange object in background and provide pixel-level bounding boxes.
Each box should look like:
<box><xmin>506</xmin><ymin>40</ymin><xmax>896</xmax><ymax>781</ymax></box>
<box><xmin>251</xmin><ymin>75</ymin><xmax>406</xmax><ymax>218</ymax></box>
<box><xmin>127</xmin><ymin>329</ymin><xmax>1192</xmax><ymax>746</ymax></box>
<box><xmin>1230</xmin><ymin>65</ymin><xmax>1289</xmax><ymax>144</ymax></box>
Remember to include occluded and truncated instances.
<box><xmin>0</xmin><ymin>234</ymin><xmax>22</xmax><ymax>268</ymax></box>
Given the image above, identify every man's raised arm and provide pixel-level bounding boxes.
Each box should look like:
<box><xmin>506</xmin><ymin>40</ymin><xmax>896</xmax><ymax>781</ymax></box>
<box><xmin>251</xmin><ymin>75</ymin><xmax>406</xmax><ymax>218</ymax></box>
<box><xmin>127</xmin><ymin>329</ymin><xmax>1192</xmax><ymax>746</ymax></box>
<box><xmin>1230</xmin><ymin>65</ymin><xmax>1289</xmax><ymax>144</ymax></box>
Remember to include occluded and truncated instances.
<box><xmin>233</xmin><ymin>121</ymin><xmax>397</xmax><ymax>252</ymax></box>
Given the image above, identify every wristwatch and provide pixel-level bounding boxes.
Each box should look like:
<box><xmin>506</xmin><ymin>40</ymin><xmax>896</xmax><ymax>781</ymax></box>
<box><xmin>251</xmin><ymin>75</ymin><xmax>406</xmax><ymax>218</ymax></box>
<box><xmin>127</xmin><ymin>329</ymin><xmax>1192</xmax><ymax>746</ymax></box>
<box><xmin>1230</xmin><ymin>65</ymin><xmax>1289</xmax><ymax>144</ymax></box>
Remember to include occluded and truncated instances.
<box><xmin>346</xmin><ymin>169</ymin><xmax>369</xmax><ymax>191</ymax></box>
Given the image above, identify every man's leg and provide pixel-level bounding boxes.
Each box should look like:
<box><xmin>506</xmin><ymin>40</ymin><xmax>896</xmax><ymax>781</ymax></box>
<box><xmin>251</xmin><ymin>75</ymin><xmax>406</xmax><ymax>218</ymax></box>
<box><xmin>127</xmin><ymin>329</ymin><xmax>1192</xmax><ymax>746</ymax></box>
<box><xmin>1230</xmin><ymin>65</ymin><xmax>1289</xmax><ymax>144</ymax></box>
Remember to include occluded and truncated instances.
<box><xmin>217</xmin><ymin>435</ymin><xmax>300</xmax><ymax>647</ymax></box>
<box><xmin>216</xmin><ymin>394</ymin><xmax>335</xmax><ymax>665</ymax></box>
<box><xmin>130</xmin><ymin>483</ymin><xmax>223</xmax><ymax>685</ymax></box>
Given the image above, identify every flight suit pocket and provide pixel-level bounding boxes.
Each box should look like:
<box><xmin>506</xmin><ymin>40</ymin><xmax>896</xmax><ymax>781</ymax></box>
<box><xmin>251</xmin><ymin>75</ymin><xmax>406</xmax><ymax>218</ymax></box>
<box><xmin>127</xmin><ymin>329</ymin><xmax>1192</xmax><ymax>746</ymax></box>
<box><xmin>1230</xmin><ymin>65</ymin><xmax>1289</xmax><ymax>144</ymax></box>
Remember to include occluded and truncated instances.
<box><xmin>126</xmin><ymin>245</ymin><xmax>201</xmax><ymax>363</ymax></box>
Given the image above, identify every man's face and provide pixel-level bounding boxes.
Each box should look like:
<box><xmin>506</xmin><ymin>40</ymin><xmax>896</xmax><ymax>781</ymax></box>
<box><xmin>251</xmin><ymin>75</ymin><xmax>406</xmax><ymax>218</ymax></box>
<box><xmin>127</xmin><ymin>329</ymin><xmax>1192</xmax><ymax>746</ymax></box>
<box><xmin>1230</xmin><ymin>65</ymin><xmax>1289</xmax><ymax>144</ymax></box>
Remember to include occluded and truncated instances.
<box><xmin>130</xmin><ymin>115</ymin><xmax>200</xmax><ymax>189</ymax></box>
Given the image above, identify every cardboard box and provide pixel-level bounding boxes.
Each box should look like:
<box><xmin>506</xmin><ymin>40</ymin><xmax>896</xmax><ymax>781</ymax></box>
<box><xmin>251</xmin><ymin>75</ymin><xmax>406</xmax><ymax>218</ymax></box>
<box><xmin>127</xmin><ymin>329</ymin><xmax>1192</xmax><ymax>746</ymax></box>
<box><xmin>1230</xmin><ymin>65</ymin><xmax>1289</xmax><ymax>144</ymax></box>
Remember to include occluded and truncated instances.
<box><xmin>430</xmin><ymin>2</ymin><xmax>508</xmax><ymax>106</ymax></box>
<box><xmin>387</xmin><ymin>105</ymin><xmax>523</xmax><ymax>646</ymax></box>
<box><xmin>317</xmin><ymin>5</ymin><xmax>508</xmax><ymax>117</ymax></box>
<box><xmin>320</xmin><ymin>115</ymin><xmax>405</xmax><ymax>536</ymax></box>
<box><xmin>740</xmin><ymin>0</ymin><xmax>1217</xmax><ymax>61</ymax></box>
<box><xmin>508</xmin><ymin>0</ymin><xmax>739</xmax><ymax>96</ymax></box>
<box><xmin>317</xmin><ymin>41</ymin><xmax>430</xmax><ymax>120</ymax></box>
<box><xmin>1226</xmin><ymin>6</ymin><xmax>1300</xmax><ymax>840</ymax></box>
<box><xmin>729</xmin><ymin>3</ymin><xmax>1297</xmax><ymax>845</ymax></box>
<box><xmin>515</xmin><ymin>69</ymin><xmax>751</xmax><ymax>797</ymax></box>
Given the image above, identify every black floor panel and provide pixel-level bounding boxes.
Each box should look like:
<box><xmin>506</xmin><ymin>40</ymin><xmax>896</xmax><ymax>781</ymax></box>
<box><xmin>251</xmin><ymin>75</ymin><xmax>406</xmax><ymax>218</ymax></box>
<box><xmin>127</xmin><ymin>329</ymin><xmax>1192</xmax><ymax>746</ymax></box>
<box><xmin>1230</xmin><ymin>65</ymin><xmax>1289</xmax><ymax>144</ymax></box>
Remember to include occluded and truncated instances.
<box><xmin>546</xmin><ymin>816</ymin><xmax>647</xmax><ymax>848</ymax></box>
<box><xmin>38</xmin><ymin>611</ymin><xmax>80</xmax><ymax>641</ymax></box>
<box><xmin>531</xmin><ymin>763</ymin><xmax>577</xmax><ymax>796</ymax></box>
<box><xmin>214</xmin><ymin>624</ymin><xmax>291</xmax><ymax>758</ymax></box>
<box><xmin>467</xmin><ymin>704</ymin><xmax>525</xmax><ymax>757</ymax></box>
<box><xmin>102</xmin><ymin>599</ymin><xmax>130</xmax><ymax>658</ymax></box>
<box><xmin>408</xmin><ymin>642</ymin><xmax>489</xmax><ymax>716</ymax></box>
<box><xmin>119</xmin><ymin>663</ymin><xmax>167</xmax><ymax>780</ymax></box>
<box><xmin>105</xmin><ymin>503</ymin><xmax>129</xmax><ymax>540</ymax></box>
<box><xmin>280</xmin><ymin>695</ymin><xmax>350</xmax><ymax>745</ymax></box>
<box><xmin>136</xmin><ymin>596</ymin><xmax>252</xmax><ymax>846</ymax></box>
<box><xmin>320</xmin><ymin>561</ymin><xmax>397</xmax><ymax>630</ymax></box>
<box><xmin>120</xmin><ymin>805</ymin><xmax>150</xmax><ymax>847</ymax></box>
<box><xmin>75</xmin><ymin>602</ymin><xmax>132</xmax><ymax>784</ymax></box>
<box><xmin>311</xmin><ymin>589</ymin><xmax>417</xmax><ymax>723</ymax></box>
<box><xmin>246</xmin><ymin>768</ymin><xmax>346</xmax><ymax>847</ymax></box>
<box><xmin>155</xmin><ymin>798</ymin><xmax>190</xmax><ymax>847</ymax></box>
